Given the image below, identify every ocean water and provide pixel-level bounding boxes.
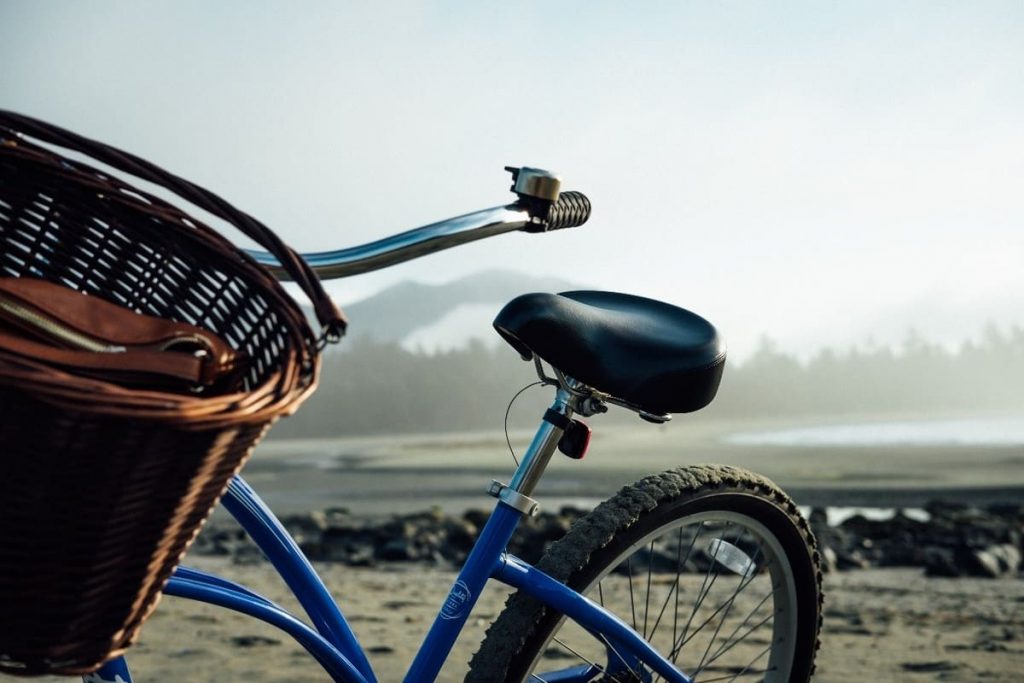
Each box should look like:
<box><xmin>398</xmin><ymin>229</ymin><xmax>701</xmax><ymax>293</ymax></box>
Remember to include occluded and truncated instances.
<box><xmin>725</xmin><ymin>416</ymin><xmax>1024</xmax><ymax>447</ymax></box>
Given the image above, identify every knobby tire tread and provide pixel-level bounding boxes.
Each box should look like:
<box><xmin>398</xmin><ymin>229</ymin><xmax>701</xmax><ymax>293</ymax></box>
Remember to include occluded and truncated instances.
<box><xmin>464</xmin><ymin>464</ymin><xmax>823</xmax><ymax>683</ymax></box>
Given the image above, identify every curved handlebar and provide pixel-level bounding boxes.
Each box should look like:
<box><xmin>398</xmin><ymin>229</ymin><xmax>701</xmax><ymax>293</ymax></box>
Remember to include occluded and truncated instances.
<box><xmin>248</xmin><ymin>192</ymin><xmax>590</xmax><ymax>281</ymax></box>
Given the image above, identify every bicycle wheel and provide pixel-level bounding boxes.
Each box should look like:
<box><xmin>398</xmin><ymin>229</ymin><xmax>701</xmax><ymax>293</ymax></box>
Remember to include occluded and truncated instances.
<box><xmin>466</xmin><ymin>465</ymin><xmax>822</xmax><ymax>683</ymax></box>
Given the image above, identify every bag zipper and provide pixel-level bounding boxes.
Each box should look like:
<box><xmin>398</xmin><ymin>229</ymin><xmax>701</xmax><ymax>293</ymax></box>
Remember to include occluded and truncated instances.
<box><xmin>0</xmin><ymin>293</ymin><xmax>127</xmax><ymax>353</ymax></box>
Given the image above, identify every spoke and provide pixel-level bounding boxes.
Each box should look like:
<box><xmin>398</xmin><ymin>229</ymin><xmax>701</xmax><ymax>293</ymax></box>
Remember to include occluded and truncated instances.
<box><xmin>536</xmin><ymin>628</ymin><xmax>642</xmax><ymax>683</ymax></box>
<box><xmin>568</xmin><ymin>520</ymin><xmax>789</xmax><ymax>683</ymax></box>
<box><xmin>673</xmin><ymin>524</ymin><xmax>727</xmax><ymax>662</ymax></box>
<box><xmin>725</xmin><ymin>644</ymin><xmax>773</xmax><ymax>682</ymax></box>
<box><xmin>703</xmin><ymin>588</ymin><xmax>776</xmax><ymax>669</ymax></box>
<box><xmin>550</xmin><ymin>636</ymin><xmax>625</xmax><ymax>683</ymax></box>
<box><xmin>599</xmin><ymin>633</ymin><xmax>639</xmax><ymax>681</ymax></box>
<box><xmin>672</xmin><ymin>557</ymin><xmax>773</xmax><ymax>658</ymax></box>
<box><xmin>627</xmin><ymin>555</ymin><xmax>637</xmax><ymax>631</ymax></box>
<box><xmin>698</xmin><ymin>610</ymin><xmax>774</xmax><ymax>676</ymax></box>
<box><xmin>645</xmin><ymin>545</ymin><xmax>681</xmax><ymax>645</ymax></box>
<box><xmin>672</xmin><ymin>523</ymin><xmax>701</xmax><ymax>664</ymax></box>
<box><xmin>648</xmin><ymin>522</ymin><xmax>702</xmax><ymax>647</ymax></box>
<box><xmin>694</xmin><ymin>657</ymin><xmax>773</xmax><ymax>683</ymax></box>
<box><xmin>698</xmin><ymin>673</ymin><xmax>772</xmax><ymax>682</ymax></box>
<box><xmin>673</xmin><ymin>570</ymin><xmax>720</xmax><ymax>663</ymax></box>
<box><xmin>672</xmin><ymin>525</ymin><xmax>749</xmax><ymax>664</ymax></box>
<box><xmin>643</xmin><ymin>539</ymin><xmax>654</xmax><ymax>637</ymax></box>
<box><xmin>694</xmin><ymin>532</ymin><xmax>756</xmax><ymax>673</ymax></box>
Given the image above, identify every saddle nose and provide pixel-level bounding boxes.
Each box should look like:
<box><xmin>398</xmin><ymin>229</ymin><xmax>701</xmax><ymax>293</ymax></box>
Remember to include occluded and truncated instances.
<box><xmin>493</xmin><ymin>290</ymin><xmax>726</xmax><ymax>415</ymax></box>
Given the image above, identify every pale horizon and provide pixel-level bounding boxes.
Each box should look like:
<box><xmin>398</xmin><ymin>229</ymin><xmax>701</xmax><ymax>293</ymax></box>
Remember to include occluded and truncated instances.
<box><xmin>3</xmin><ymin>1</ymin><xmax>1021</xmax><ymax>360</ymax></box>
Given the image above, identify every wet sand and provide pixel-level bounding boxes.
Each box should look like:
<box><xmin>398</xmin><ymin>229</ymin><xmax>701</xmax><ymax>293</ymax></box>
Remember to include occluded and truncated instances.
<box><xmin>244</xmin><ymin>422</ymin><xmax>1024</xmax><ymax>515</ymax></box>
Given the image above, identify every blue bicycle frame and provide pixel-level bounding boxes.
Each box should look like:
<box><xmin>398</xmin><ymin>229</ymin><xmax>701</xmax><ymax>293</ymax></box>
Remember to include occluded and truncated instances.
<box><xmin>89</xmin><ymin>387</ymin><xmax>691</xmax><ymax>683</ymax></box>
<box><xmin>87</xmin><ymin>185</ymin><xmax>689</xmax><ymax>681</ymax></box>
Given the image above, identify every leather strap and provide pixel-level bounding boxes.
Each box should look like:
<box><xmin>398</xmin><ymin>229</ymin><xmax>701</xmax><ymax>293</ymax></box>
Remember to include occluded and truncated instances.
<box><xmin>0</xmin><ymin>331</ymin><xmax>205</xmax><ymax>384</ymax></box>
<box><xmin>0</xmin><ymin>278</ymin><xmax>236</xmax><ymax>361</ymax></box>
<box><xmin>0</xmin><ymin>277</ymin><xmax>249</xmax><ymax>391</ymax></box>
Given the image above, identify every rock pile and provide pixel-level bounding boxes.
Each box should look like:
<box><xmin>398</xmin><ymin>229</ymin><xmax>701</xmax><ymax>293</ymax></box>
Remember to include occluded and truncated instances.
<box><xmin>192</xmin><ymin>506</ymin><xmax>587</xmax><ymax>568</ymax></box>
<box><xmin>809</xmin><ymin>501</ymin><xmax>1023</xmax><ymax>578</ymax></box>
<box><xmin>192</xmin><ymin>501</ymin><xmax>1023</xmax><ymax>578</ymax></box>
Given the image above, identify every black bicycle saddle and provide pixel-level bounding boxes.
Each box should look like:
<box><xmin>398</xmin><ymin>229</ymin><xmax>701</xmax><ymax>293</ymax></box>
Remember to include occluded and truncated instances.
<box><xmin>493</xmin><ymin>291</ymin><xmax>726</xmax><ymax>415</ymax></box>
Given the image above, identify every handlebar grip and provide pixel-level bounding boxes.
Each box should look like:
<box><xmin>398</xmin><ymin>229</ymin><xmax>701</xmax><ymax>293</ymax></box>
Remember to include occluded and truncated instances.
<box><xmin>546</xmin><ymin>191</ymin><xmax>591</xmax><ymax>230</ymax></box>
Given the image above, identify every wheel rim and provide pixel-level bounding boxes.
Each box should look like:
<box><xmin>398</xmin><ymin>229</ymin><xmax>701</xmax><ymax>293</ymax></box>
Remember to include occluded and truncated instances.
<box><xmin>523</xmin><ymin>508</ymin><xmax>801</xmax><ymax>683</ymax></box>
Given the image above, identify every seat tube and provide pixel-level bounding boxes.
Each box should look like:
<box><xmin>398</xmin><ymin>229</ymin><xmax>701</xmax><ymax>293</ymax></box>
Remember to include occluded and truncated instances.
<box><xmin>403</xmin><ymin>387</ymin><xmax>575</xmax><ymax>682</ymax></box>
<box><xmin>508</xmin><ymin>386</ymin><xmax>575</xmax><ymax>496</ymax></box>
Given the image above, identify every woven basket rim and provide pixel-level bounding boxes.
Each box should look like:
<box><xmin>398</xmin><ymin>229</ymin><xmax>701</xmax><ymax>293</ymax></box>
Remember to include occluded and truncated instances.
<box><xmin>0</xmin><ymin>113</ymin><xmax>341</xmax><ymax>427</ymax></box>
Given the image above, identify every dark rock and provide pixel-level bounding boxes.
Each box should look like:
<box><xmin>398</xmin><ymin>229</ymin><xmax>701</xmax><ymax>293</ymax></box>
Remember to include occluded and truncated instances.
<box><xmin>808</xmin><ymin>507</ymin><xmax>840</xmax><ymax>573</ymax></box>
<box><xmin>230</xmin><ymin>635</ymin><xmax>280</xmax><ymax>647</ymax></box>
<box><xmin>279</xmin><ymin>511</ymin><xmax>327</xmax><ymax>534</ymax></box>
<box><xmin>187</xmin><ymin>500</ymin><xmax>1024</xmax><ymax>575</ymax></box>
<box><xmin>462</xmin><ymin>509</ymin><xmax>490</xmax><ymax>530</ymax></box>
<box><xmin>924</xmin><ymin>500</ymin><xmax>970</xmax><ymax>519</ymax></box>
<box><xmin>835</xmin><ymin>547</ymin><xmax>871</xmax><ymax>571</ymax></box>
<box><xmin>231</xmin><ymin>544</ymin><xmax>266</xmax><ymax>566</ymax></box>
<box><xmin>900</xmin><ymin>661</ymin><xmax>961</xmax><ymax>673</ymax></box>
<box><xmin>924</xmin><ymin>547</ymin><xmax>962</xmax><ymax>577</ymax></box>
<box><xmin>819</xmin><ymin>545</ymin><xmax>838</xmax><ymax>574</ymax></box>
<box><xmin>379</xmin><ymin>537</ymin><xmax>419</xmax><ymax>561</ymax></box>
<box><xmin>924</xmin><ymin>543</ymin><xmax>1021</xmax><ymax>578</ymax></box>
<box><xmin>508</xmin><ymin>510</ymin><xmax>580</xmax><ymax>564</ymax></box>
<box><xmin>986</xmin><ymin>502</ymin><xmax>1024</xmax><ymax>519</ymax></box>
<box><xmin>972</xmin><ymin>544</ymin><xmax>1021</xmax><ymax>578</ymax></box>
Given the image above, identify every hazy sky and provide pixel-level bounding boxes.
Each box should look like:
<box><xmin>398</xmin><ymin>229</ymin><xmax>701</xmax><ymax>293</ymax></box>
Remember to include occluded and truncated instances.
<box><xmin>2</xmin><ymin>1</ymin><xmax>1021</xmax><ymax>359</ymax></box>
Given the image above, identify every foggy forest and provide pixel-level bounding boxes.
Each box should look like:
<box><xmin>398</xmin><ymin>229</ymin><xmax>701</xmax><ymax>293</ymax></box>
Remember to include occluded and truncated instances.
<box><xmin>268</xmin><ymin>324</ymin><xmax>1024</xmax><ymax>439</ymax></box>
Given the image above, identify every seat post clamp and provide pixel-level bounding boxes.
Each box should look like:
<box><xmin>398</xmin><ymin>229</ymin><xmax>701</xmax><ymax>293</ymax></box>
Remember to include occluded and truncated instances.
<box><xmin>487</xmin><ymin>480</ymin><xmax>540</xmax><ymax>517</ymax></box>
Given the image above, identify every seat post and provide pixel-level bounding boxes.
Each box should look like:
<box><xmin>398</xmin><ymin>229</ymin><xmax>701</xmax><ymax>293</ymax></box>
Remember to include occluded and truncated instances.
<box><xmin>507</xmin><ymin>387</ymin><xmax>577</xmax><ymax>497</ymax></box>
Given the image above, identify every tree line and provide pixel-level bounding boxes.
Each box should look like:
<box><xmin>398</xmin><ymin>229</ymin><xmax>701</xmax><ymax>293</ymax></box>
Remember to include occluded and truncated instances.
<box><xmin>267</xmin><ymin>325</ymin><xmax>1024</xmax><ymax>439</ymax></box>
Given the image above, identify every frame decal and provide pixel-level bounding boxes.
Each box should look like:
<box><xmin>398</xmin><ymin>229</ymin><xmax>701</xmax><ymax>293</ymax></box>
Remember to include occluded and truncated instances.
<box><xmin>440</xmin><ymin>579</ymin><xmax>472</xmax><ymax>620</ymax></box>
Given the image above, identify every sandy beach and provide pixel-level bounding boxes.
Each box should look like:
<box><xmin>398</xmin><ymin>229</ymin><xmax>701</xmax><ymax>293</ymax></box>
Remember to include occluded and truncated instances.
<box><xmin>30</xmin><ymin>558</ymin><xmax>1021</xmax><ymax>682</ymax></box>
<box><xmin>19</xmin><ymin>419</ymin><xmax>1024</xmax><ymax>681</ymax></box>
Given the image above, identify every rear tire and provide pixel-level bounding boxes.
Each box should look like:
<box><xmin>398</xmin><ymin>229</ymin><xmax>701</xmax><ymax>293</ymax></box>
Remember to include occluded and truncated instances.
<box><xmin>466</xmin><ymin>465</ymin><xmax>822</xmax><ymax>682</ymax></box>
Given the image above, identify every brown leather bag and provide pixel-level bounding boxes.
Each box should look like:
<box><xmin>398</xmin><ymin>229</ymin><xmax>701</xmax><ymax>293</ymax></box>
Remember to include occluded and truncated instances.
<box><xmin>0</xmin><ymin>277</ymin><xmax>247</xmax><ymax>393</ymax></box>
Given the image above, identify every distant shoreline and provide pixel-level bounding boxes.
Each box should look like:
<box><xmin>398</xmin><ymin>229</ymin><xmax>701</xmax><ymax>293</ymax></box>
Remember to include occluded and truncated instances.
<box><xmin>782</xmin><ymin>485</ymin><xmax>1024</xmax><ymax>508</ymax></box>
<box><xmin>244</xmin><ymin>420</ymin><xmax>1024</xmax><ymax>515</ymax></box>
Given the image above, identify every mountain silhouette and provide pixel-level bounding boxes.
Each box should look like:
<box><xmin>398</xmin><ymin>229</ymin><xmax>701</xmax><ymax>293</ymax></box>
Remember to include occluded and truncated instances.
<box><xmin>338</xmin><ymin>269</ymin><xmax>580</xmax><ymax>344</ymax></box>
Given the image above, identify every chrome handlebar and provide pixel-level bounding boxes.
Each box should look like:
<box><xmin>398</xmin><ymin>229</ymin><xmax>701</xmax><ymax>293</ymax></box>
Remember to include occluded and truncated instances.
<box><xmin>246</xmin><ymin>167</ymin><xmax>590</xmax><ymax>282</ymax></box>
<box><xmin>246</xmin><ymin>203</ymin><xmax>534</xmax><ymax>281</ymax></box>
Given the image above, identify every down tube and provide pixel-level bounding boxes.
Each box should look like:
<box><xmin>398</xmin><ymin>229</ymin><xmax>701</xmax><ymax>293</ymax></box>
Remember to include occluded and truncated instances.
<box><xmin>494</xmin><ymin>554</ymin><xmax>692</xmax><ymax>683</ymax></box>
<box><xmin>164</xmin><ymin>576</ymin><xmax>370</xmax><ymax>682</ymax></box>
<box><xmin>87</xmin><ymin>574</ymin><xmax>370</xmax><ymax>683</ymax></box>
<box><xmin>221</xmin><ymin>476</ymin><xmax>377</xmax><ymax>682</ymax></box>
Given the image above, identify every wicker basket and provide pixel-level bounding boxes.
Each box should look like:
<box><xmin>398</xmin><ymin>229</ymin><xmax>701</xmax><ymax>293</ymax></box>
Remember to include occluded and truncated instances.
<box><xmin>0</xmin><ymin>111</ymin><xmax>346</xmax><ymax>675</ymax></box>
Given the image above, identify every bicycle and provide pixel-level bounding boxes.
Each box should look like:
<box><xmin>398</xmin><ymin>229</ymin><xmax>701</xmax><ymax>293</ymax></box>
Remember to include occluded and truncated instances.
<box><xmin>83</xmin><ymin>167</ymin><xmax>822</xmax><ymax>683</ymax></box>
